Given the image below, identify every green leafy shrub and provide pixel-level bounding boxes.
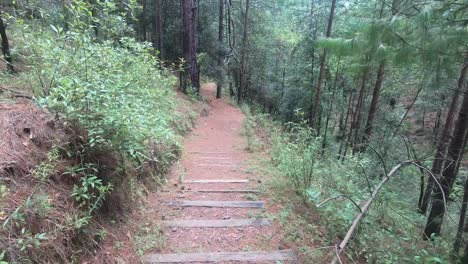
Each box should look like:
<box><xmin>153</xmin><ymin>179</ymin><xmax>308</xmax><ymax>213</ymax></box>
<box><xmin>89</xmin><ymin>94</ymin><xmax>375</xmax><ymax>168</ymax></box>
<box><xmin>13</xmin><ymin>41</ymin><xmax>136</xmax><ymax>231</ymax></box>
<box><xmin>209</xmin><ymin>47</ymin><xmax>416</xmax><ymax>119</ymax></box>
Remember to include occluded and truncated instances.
<box><xmin>0</xmin><ymin>2</ymin><xmax>194</xmax><ymax>262</ymax></box>
<box><xmin>246</xmin><ymin>110</ymin><xmax>452</xmax><ymax>263</ymax></box>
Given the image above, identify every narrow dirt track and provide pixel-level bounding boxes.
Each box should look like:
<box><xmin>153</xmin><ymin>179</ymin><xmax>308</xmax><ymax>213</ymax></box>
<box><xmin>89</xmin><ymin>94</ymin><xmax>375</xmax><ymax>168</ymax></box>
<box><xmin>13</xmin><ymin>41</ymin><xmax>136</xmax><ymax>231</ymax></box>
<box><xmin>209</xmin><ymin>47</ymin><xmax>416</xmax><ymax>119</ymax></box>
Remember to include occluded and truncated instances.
<box><xmin>143</xmin><ymin>83</ymin><xmax>296</xmax><ymax>263</ymax></box>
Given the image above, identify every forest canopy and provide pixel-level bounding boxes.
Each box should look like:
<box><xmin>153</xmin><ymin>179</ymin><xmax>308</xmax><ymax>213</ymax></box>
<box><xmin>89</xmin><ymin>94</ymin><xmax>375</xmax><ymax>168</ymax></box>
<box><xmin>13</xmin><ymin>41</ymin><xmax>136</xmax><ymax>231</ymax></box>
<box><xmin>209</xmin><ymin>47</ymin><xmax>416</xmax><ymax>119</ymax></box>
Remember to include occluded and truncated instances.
<box><xmin>0</xmin><ymin>0</ymin><xmax>467</xmax><ymax>263</ymax></box>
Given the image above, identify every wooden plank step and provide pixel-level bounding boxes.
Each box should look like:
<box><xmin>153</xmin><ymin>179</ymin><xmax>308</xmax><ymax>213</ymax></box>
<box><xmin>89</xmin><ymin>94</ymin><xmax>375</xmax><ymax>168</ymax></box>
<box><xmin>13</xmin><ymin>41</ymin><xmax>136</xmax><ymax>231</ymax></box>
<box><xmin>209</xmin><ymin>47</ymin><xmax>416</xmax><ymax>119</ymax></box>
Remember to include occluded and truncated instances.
<box><xmin>187</xmin><ymin>151</ymin><xmax>233</xmax><ymax>155</ymax></box>
<box><xmin>163</xmin><ymin>200</ymin><xmax>264</xmax><ymax>208</ymax></box>
<box><xmin>144</xmin><ymin>249</ymin><xmax>295</xmax><ymax>263</ymax></box>
<box><xmin>188</xmin><ymin>189</ymin><xmax>260</xmax><ymax>193</ymax></box>
<box><xmin>183</xmin><ymin>179</ymin><xmax>249</xmax><ymax>184</ymax></box>
<box><xmin>197</xmin><ymin>156</ymin><xmax>232</xmax><ymax>160</ymax></box>
<box><xmin>195</xmin><ymin>164</ymin><xmax>238</xmax><ymax>167</ymax></box>
<box><xmin>161</xmin><ymin>218</ymin><xmax>270</xmax><ymax>228</ymax></box>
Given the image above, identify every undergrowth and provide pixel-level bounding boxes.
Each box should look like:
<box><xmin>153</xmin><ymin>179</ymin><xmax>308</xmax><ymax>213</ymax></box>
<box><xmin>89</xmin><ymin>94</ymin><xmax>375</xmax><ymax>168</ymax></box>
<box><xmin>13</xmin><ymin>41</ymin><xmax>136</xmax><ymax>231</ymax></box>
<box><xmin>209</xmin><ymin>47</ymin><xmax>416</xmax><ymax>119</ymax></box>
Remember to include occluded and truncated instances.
<box><xmin>242</xmin><ymin>105</ymin><xmax>452</xmax><ymax>263</ymax></box>
<box><xmin>0</xmin><ymin>1</ymin><xmax>199</xmax><ymax>263</ymax></box>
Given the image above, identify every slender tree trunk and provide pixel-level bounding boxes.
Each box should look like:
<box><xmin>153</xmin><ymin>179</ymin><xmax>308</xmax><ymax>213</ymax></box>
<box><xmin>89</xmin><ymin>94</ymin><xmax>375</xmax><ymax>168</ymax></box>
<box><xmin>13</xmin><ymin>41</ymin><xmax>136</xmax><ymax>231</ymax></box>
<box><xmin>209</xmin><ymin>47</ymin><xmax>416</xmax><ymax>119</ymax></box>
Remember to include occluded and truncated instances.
<box><xmin>0</xmin><ymin>12</ymin><xmax>13</xmax><ymax>73</ymax></box>
<box><xmin>143</xmin><ymin>0</ymin><xmax>148</xmax><ymax>41</ymax></box>
<box><xmin>322</xmin><ymin>66</ymin><xmax>339</xmax><ymax>151</ymax></box>
<box><xmin>238</xmin><ymin>0</ymin><xmax>250</xmax><ymax>104</ymax></box>
<box><xmin>216</xmin><ymin>0</ymin><xmax>224</xmax><ymax>99</ymax></box>
<box><xmin>361</xmin><ymin>61</ymin><xmax>386</xmax><ymax>151</ymax></box>
<box><xmin>311</xmin><ymin>0</ymin><xmax>337</xmax><ymax>129</ymax></box>
<box><xmin>425</xmin><ymin>57</ymin><xmax>468</xmax><ymax>238</ymax></box>
<box><xmin>350</xmin><ymin>63</ymin><xmax>372</xmax><ymax>154</ymax></box>
<box><xmin>154</xmin><ymin>0</ymin><xmax>163</xmax><ymax>58</ymax></box>
<box><xmin>420</xmin><ymin>54</ymin><xmax>468</xmax><ymax>213</ymax></box>
<box><xmin>182</xmin><ymin>0</ymin><xmax>200</xmax><ymax>93</ymax></box>
<box><xmin>454</xmin><ymin>159</ymin><xmax>468</xmax><ymax>255</ymax></box>
<box><xmin>433</xmin><ymin>108</ymin><xmax>442</xmax><ymax>145</ymax></box>
<box><xmin>339</xmin><ymin>92</ymin><xmax>354</xmax><ymax>157</ymax></box>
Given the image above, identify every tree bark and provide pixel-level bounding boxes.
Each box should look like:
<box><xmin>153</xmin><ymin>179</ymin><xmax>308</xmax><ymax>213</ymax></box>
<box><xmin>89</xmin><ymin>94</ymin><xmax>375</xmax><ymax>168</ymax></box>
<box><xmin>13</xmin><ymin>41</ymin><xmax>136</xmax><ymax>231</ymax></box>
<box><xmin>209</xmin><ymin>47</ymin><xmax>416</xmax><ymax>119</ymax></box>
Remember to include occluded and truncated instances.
<box><xmin>182</xmin><ymin>0</ymin><xmax>200</xmax><ymax>93</ymax></box>
<box><xmin>310</xmin><ymin>0</ymin><xmax>337</xmax><ymax>129</ymax></box>
<box><xmin>425</xmin><ymin>56</ymin><xmax>468</xmax><ymax>238</ymax></box>
<box><xmin>348</xmin><ymin>67</ymin><xmax>370</xmax><ymax>155</ymax></box>
<box><xmin>361</xmin><ymin>61</ymin><xmax>386</xmax><ymax>151</ymax></box>
<box><xmin>238</xmin><ymin>0</ymin><xmax>250</xmax><ymax>104</ymax></box>
<box><xmin>420</xmin><ymin>54</ymin><xmax>468</xmax><ymax>213</ymax></box>
<box><xmin>322</xmin><ymin>64</ymin><xmax>339</xmax><ymax>151</ymax></box>
<box><xmin>154</xmin><ymin>0</ymin><xmax>163</xmax><ymax>58</ymax></box>
<box><xmin>0</xmin><ymin>11</ymin><xmax>13</xmax><ymax>73</ymax></box>
<box><xmin>141</xmin><ymin>0</ymin><xmax>147</xmax><ymax>41</ymax></box>
<box><xmin>453</xmin><ymin>144</ymin><xmax>468</xmax><ymax>256</ymax></box>
<box><xmin>216</xmin><ymin>0</ymin><xmax>224</xmax><ymax>99</ymax></box>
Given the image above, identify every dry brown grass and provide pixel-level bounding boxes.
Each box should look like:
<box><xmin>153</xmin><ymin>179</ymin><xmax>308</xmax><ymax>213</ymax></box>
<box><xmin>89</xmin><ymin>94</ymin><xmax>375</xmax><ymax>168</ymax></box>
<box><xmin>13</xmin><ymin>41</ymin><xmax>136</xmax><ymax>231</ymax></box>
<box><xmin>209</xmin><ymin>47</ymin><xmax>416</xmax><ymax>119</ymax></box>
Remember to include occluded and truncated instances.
<box><xmin>0</xmin><ymin>100</ymin><xmax>65</xmax><ymax>178</ymax></box>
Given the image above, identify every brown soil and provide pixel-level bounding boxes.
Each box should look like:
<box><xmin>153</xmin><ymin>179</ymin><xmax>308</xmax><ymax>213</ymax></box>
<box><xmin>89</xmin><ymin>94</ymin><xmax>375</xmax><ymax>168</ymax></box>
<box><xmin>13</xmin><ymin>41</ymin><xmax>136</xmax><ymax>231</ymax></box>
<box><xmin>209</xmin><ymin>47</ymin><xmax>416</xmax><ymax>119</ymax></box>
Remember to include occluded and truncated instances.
<box><xmin>85</xmin><ymin>83</ymin><xmax>298</xmax><ymax>263</ymax></box>
<box><xmin>144</xmin><ymin>83</ymin><xmax>293</xmax><ymax>263</ymax></box>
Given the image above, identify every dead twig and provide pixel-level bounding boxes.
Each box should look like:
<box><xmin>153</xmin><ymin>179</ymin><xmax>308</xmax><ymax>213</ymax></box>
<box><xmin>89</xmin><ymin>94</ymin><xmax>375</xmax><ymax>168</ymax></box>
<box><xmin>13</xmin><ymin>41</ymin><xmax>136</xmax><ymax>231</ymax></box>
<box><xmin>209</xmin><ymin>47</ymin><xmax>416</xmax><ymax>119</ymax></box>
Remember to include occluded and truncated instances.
<box><xmin>317</xmin><ymin>194</ymin><xmax>362</xmax><ymax>213</ymax></box>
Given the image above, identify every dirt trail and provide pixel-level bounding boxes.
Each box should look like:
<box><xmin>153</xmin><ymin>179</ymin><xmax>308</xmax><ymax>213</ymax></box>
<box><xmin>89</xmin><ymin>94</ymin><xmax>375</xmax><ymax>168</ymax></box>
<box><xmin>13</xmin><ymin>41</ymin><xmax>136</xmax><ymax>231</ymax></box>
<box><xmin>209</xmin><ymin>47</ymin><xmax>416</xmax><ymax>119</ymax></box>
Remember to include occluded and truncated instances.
<box><xmin>143</xmin><ymin>83</ymin><xmax>295</xmax><ymax>263</ymax></box>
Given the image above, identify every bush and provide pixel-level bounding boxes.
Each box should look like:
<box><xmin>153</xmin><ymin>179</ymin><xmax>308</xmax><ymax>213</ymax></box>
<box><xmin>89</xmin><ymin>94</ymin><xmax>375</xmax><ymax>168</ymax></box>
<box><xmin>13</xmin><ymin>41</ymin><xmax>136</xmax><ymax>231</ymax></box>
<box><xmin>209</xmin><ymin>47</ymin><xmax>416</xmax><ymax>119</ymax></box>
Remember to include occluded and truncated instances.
<box><xmin>0</xmin><ymin>3</ymin><xmax>192</xmax><ymax>262</ymax></box>
<box><xmin>246</xmin><ymin>110</ymin><xmax>452</xmax><ymax>263</ymax></box>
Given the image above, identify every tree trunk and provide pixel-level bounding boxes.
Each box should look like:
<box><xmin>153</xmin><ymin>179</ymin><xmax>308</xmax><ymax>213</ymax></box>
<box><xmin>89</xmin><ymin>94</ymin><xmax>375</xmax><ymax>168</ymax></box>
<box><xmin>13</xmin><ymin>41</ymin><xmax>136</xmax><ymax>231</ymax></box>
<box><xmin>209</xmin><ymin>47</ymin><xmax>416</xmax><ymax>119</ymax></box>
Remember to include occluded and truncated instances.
<box><xmin>420</xmin><ymin>54</ymin><xmax>468</xmax><ymax>213</ymax></box>
<box><xmin>349</xmin><ymin>68</ymin><xmax>370</xmax><ymax>154</ymax></box>
<box><xmin>338</xmin><ymin>91</ymin><xmax>354</xmax><ymax>157</ymax></box>
<box><xmin>310</xmin><ymin>0</ymin><xmax>337</xmax><ymax>129</ymax></box>
<box><xmin>216</xmin><ymin>0</ymin><xmax>224</xmax><ymax>99</ymax></box>
<box><xmin>454</xmin><ymin>164</ymin><xmax>468</xmax><ymax>256</ymax></box>
<box><xmin>0</xmin><ymin>12</ymin><xmax>13</xmax><ymax>73</ymax></box>
<box><xmin>154</xmin><ymin>0</ymin><xmax>163</xmax><ymax>58</ymax></box>
<box><xmin>238</xmin><ymin>0</ymin><xmax>250</xmax><ymax>104</ymax></box>
<box><xmin>361</xmin><ymin>61</ymin><xmax>386</xmax><ymax>151</ymax></box>
<box><xmin>141</xmin><ymin>0</ymin><xmax>147</xmax><ymax>41</ymax></box>
<box><xmin>182</xmin><ymin>0</ymin><xmax>200</xmax><ymax>93</ymax></box>
<box><xmin>322</xmin><ymin>65</ymin><xmax>339</xmax><ymax>151</ymax></box>
<box><xmin>425</xmin><ymin>56</ymin><xmax>468</xmax><ymax>238</ymax></box>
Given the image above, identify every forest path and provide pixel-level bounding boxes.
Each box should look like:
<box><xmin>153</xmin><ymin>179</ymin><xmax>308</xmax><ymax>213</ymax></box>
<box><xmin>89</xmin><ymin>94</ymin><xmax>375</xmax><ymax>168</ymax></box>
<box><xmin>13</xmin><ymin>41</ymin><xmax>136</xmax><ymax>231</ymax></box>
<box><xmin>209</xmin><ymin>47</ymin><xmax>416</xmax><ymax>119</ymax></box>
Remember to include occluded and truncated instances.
<box><xmin>143</xmin><ymin>83</ymin><xmax>296</xmax><ymax>263</ymax></box>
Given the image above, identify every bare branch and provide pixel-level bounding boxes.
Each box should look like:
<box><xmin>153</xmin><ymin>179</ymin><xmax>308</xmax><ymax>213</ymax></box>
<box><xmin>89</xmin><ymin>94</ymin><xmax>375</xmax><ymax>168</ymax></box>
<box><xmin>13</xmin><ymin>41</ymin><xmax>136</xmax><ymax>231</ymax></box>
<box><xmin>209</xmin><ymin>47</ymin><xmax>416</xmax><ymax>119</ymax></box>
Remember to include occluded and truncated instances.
<box><xmin>330</xmin><ymin>160</ymin><xmax>449</xmax><ymax>263</ymax></box>
<box><xmin>317</xmin><ymin>194</ymin><xmax>362</xmax><ymax>213</ymax></box>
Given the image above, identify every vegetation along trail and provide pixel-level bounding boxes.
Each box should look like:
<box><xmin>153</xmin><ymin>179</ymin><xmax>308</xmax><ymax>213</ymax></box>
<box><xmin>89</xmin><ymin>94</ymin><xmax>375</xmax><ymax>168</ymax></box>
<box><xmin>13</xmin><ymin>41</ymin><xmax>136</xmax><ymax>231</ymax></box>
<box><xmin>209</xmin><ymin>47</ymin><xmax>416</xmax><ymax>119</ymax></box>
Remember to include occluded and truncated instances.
<box><xmin>1</xmin><ymin>1</ymin><xmax>468</xmax><ymax>263</ymax></box>
<box><xmin>142</xmin><ymin>83</ymin><xmax>295</xmax><ymax>263</ymax></box>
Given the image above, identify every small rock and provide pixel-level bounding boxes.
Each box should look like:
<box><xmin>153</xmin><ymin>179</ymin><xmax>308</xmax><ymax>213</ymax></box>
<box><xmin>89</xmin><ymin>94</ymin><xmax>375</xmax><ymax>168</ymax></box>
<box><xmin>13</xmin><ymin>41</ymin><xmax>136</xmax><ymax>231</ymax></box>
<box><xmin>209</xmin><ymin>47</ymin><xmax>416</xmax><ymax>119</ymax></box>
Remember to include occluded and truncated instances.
<box><xmin>161</xmin><ymin>215</ymin><xmax>166</xmax><ymax>220</ymax></box>
<box><xmin>223</xmin><ymin>215</ymin><xmax>231</xmax><ymax>220</ymax></box>
<box><xmin>171</xmin><ymin>227</ymin><xmax>178</xmax><ymax>232</ymax></box>
<box><xmin>181</xmin><ymin>186</ymin><xmax>185</xmax><ymax>190</ymax></box>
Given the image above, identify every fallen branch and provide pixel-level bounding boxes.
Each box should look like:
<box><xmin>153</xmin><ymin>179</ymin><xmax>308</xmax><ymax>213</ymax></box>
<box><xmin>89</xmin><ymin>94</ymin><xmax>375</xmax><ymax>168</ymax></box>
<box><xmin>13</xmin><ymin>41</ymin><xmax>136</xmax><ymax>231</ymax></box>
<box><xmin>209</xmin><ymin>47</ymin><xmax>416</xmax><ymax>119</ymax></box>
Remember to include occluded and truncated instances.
<box><xmin>331</xmin><ymin>161</ymin><xmax>413</xmax><ymax>264</ymax></box>
<box><xmin>330</xmin><ymin>160</ymin><xmax>449</xmax><ymax>263</ymax></box>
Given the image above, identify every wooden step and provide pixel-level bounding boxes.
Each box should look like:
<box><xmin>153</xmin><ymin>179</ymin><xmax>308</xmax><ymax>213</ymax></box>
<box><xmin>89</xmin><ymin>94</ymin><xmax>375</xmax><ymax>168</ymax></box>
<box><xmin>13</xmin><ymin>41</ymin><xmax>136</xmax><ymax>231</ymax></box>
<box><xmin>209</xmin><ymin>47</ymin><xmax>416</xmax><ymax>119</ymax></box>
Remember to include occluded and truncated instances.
<box><xmin>197</xmin><ymin>156</ymin><xmax>232</xmax><ymax>160</ymax></box>
<box><xmin>163</xmin><ymin>200</ymin><xmax>264</xmax><ymax>208</ymax></box>
<box><xmin>161</xmin><ymin>218</ymin><xmax>270</xmax><ymax>228</ymax></box>
<box><xmin>188</xmin><ymin>189</ymin><xmax>259</xmax><ymax>193</ymax></box>
<box><xmin>195</xmin><ymin>164</ymin><xmax>238</xmax><ymax>168</ymax></box>
<box><xmin>143</xmin><ymin>249</ymin><xmax>295</xmax><ymax>263</ymax></box>
<box><xmin>183</xmin><ymin>179</ymin><xmax>249</xmax><ymax>184</ymax></box>
<box><xmin>187</xmin><ymin>151</ymin><xmax>233</xmax><ymax>155</ymax></box>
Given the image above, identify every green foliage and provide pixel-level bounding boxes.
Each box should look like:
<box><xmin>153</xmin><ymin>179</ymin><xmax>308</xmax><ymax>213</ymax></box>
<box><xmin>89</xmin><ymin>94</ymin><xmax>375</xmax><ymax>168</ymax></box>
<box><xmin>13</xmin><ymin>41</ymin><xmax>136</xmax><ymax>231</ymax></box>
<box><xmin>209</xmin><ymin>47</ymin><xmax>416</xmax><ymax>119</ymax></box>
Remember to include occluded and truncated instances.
<box><xmin>0</xmin><ymin>1</ymin><xmax>193</xmax><ymax>262</ymax></box>
<box><xmin>0</xmin><ymin>251</ymin><xmax>8</xmax><ymax>264</ymax></box>
<box><xmin>133</xmin><ymin>224</ymin><xmax>166</xmax><ymax>256</ymax></box>
<box><xmin>70</xmin><ymin>164</ymin><xmax>112</xmax><ymax>214</ymax></box>
<box><xmin>271</xmin><ymin>121</ymin><xmax>320</xmax><ymax>194</ymax></box>
<box><xmin>31</xmin><ymin>148</ymin><xmax>59</xmax><ymax>182</ymax></box>
<box><xmin>246</xmin><ymin>109</ymin><xmax>452</xmax><ymax>263</ymax></box>
<box><xmin>242</xmin><ymin>105</ymin><xmax>264</xmax><ymax>152</ymax></box>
